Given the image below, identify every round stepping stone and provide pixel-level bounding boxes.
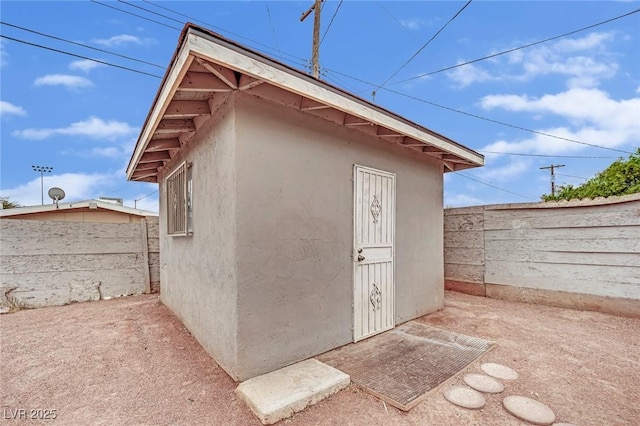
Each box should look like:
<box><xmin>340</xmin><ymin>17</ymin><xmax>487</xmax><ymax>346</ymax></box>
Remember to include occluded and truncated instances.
<box><xmin>481</xmin><ymin>362</ymin><xmax>519</xmax><ymax>380</ymax></box>
<box><xmin>503</xmin><ymin>395</ymin><xmax>556</xmax><ymax>425</ymax></box>
<box><xmin>463</xmin><ymin>373</ymin><xmax>504</xmax><ymax>393</ymax></box>
<box><xmin>442</xmin><ymin>386</ymin><xmax>486</xmax><ymax>409</ymax></box>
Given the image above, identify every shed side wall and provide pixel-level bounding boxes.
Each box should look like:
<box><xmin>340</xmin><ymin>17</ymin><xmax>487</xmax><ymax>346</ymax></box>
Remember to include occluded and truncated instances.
<box><xmin>157</xmin><ymin>96</ymin><xmax>239</xmax><ymax>379</ymax></box>
<box><xmin>234</xmin><ymin>92</ymin><xmax>444</xmax><ymax>380</ymax></box>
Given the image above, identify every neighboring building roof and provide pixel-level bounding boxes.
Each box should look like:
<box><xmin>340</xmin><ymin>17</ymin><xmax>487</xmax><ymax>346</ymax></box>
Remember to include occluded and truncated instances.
<box><xmin>127</xmin><ymin>23</ymin><xmax>484</xmax><ymax>183</ymax></box>
<box><xmin>0</xmin><ymin>199</ymin><xmax>158</xmax><ymax>218</ymax></box>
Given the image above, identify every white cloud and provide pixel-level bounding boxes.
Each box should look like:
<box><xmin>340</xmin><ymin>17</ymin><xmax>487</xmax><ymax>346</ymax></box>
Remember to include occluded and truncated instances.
<box><xmin>90</xmin><ymin>147</ymin><xmax>122</xmax><ymax>158</ymax></box>
<box><xmin>481</xmin><ymin>88</ymin><xmax>640</xmax><ymax>151</ymax></box>
<box><xmin>125</xmin><ymin>194</ymin><xmax>159</xmax><ymax>213</ymax></box>
<box><xmin>444</xmin><ymin>193</ymin><xmax>484</xmax><ymax>208</ymax></box>
<box><xmin>477</xmin><ymin>157</ymin><xmax>532</xmax><ymax>181</ymax></box>
<box><xmin>12</xmin><ymin>116</ymin><xmax>138</xmax><ymax>140</ymax></box>
<box><xmin>553</xmin><ymin>32</ymin><xmax>613</xmax><ymax>53</ymax></box>
<box><xmin>69</xmin><ymin>59</ymin><xmax>104</xmax><ymax>73</ymax></box>
<box><xmin>92</xmin><ymin>34</ymin><xmax>154</xmax><ymax>47</ymax></box>
<box><xmin>519</xmin><ymin>51</ymin><xmax>617</xmax><ymax>88</ymax></box>
<box><xmin>447</xmin><ymin>63</ymin><xmax>496</xmax><ymax>88</ymax></box>
<box><xmin>1</xmin><ymin>171</ymin><xmax>159</xmax><ymax>212</ymax></box>
<box><xmin>0</xmin><ymin>39</ymin><xmax>7</xmax><ymax>67</ymax></box>
<box><xmin>446</xmin><ymin>31</ymin><xmax>618</xmax><ymax>88</ymax></box>
<box><xmin>61</xmin><ymin>143</ymin><xmax>131</xmax><ymax>159</ymax></box>
<box><xmin>0</xmin><ymin>101</ymin><xmax>27</xmax><ymax>117</ymax></box>
<box><xmin>1</xmin><ymin>172</ymin><xmax>117</xmax><ymax>207</ymax></box>
<box><xmin>474</xmin><ymin>86</ymin><xmax>640</xmax><ymax>186</ymax></box>
<box><xmin>399</xmin><ymin>18</ymin><xmax>427</xmax><ymax>30</ymax></box>
<box><xmin>506</xmin><ymin>49</ymin><xmax>524</xmax><ymax>65</ymax></box>
<box><xmin>34</xmin><ymin>74</ymin><xmax>94</xmax><ymax>89</ymax></box>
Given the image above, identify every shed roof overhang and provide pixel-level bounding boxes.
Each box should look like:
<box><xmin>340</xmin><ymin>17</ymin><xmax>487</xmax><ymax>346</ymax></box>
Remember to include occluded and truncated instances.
<box><xmin>126</xmin><ymin>24</ymin><xmax>484</xmax><ymax>183</ymax></box>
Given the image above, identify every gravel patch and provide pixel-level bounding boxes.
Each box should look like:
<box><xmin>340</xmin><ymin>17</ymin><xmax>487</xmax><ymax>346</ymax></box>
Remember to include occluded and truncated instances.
<box><xmin>1</xmin><ymin>291</ymin><xmax>639</xmax><ymax>425</ymax></box>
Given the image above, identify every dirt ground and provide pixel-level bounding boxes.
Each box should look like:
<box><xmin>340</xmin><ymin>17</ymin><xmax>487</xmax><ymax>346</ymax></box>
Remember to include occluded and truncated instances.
<box><xmin>1</xmin><ymin>291</ymin><xmax>638</xmax><ymax>425</ymax></box>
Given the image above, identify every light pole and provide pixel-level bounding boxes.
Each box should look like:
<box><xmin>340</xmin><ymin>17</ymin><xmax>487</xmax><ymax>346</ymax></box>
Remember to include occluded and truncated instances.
<box><xmin>32</xmin><ymin>165</ymin><xmax>53</xmax><ymax>205</ymax></box>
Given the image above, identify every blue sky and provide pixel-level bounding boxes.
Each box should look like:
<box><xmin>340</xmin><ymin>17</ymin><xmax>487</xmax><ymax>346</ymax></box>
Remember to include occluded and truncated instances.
<box><xmin>1</xmin><ymin>1</ymin><xmax>639</xmax><ymax>211</ymax></box>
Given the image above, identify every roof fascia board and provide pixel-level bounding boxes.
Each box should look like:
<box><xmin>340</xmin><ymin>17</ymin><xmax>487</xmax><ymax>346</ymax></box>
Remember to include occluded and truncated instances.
<box><xmin>126</xmin><ymin>42</ymin><xmax>195</xmax><ymax>179</ymax></box>
<box><xmin>187</xmin><ymin>30</ymin><xmax>483</xmax><ymax>166</ymax></box>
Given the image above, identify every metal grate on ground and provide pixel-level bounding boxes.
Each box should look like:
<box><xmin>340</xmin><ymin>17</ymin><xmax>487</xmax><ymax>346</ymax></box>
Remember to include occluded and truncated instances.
<box><xmin>318</xmin><ymin>321</ymin><xmax>495</xmax><ymax>411</ymax></box>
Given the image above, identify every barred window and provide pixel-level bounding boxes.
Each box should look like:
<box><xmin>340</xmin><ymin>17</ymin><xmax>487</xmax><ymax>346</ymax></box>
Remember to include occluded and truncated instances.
<box><xmin>166</xmin><ymin>161</ymin><xmax>193</xmax><ymax>236</ymax></box>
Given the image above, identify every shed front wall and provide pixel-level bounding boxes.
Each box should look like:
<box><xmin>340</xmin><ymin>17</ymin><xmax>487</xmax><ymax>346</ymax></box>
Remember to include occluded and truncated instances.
<box><xmin>234</xmin><ymin>92</ymin><xmax>444</xmax><ymax>380</ymax></box>
<box><xmin>157</xmin><ymin>96</ymin><xmax>240</xmax><ymax>379</ymax></box>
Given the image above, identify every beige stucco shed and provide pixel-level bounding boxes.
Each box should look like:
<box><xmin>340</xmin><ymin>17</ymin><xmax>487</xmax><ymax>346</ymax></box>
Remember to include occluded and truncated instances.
<box><xmin>126</xmin><ymin>23</ymin><xmax>483</xmax><ymax>381</ymax></box>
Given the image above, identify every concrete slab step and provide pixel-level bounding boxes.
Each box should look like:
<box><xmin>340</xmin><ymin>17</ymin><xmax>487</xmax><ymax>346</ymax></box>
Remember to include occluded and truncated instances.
<box><xmin>236</xmin><ymin>358</ymin><xmax>350</xmax><ymax>425</ymax></box>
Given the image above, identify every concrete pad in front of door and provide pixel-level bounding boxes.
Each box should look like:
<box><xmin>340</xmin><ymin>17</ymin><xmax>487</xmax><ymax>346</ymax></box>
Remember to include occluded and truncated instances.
<box><xmin>236</xmin><ymin>359</ymin><xmax>350</xmax><ymax>425</ymax></box>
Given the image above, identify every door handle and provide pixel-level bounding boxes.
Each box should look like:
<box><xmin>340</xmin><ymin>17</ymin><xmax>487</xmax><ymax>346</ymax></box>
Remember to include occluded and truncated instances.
<box><xmin>357</xmin><ymin>255</ymin><xmax>365</xmax><ymax>261</ymax></box>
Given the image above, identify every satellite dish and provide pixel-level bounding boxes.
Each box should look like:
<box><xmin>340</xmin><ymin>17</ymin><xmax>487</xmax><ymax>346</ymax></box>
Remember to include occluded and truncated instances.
<box><xmin>48</xmin><ymin>187</ymin><xmax>65</xmax><ymax>207</ymax></box>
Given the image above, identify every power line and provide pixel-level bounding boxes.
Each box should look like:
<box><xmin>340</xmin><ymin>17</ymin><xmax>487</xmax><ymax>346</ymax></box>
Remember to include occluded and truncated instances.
<box><xmin>374</xmin><ymin>0</ymin><xmax>472</xmax><ymax>92</ymax></box>
<box><xmin>372</xmin><ymin>0</ymin><xmax>450</xmax><ymax>69</ymax></box>
<box><xmin>265</xmin><ymin>4</ymin><xmax>281</xmax><ymax>52</ymax></box>
<box><xmin>134</xmin><ymin>189</ymin><xmax>159</xmax><ymax>209</ymax></box>
<box><xmin>302</xmin><ymin>63</ymin><xmax>634</xmax><ymax>155</ymax></box>
<box><xmin>320</xmin><ymin>0</ymin><xmax>343</xmax><ymax>46</ymax></box>
<box><xmin>326</xmin><ymin>64</ymin><xmax>634</xmax><ymax>155</ymax></box>
<box><xmin>556</xmin><ymin>173</ymin><xmax>589</xmax><ymax>180</ymax></box>
<box><xmin>0</xmin><ymin>21</ymin><xmax>164</xmax><ymax>69</ymax></box>
<box><xmin>141</xmin><ymin>0</ymin><xmax>201</xmax><ymax>22</ymax></box>
<box><xmin>90</xmin><ymin>0</ymin><xmax>181</xmax><ymax>31</ymax></box>
<box><xmin>393</xmin><ymin>7</ymin><xmax>640</xmax><ymax>85</ymax></box>
<box><xmin>457</xmin><ymin>172</ymin><xmax>534</xmax><ymax>200</ymax></box>
<box><xmin>136</xmin><ymin>189</ymin><xmax>159</xmax><ymax>202</ymax></box>
<box><xmin>374</xmin><ymin>0</ymin><xmax>422</xmax><ymax>42</ymax></box>
<box><xmin>12</xmin><ymin>1</ymin><xmax>632</xmax><ymax>157</ymax></box>
<box><xmin>479</xmin><ymin>151</ymin><xmax>618</xmax><ymax>159</ymax></box>
<box><xmin>117</xmin><ymin>0</ymin><xmax>183</xmax><ymax>25</ymax></box>
<box><xmin>140</xmin><ymin>0</ymin><xmax>309</xmax><ymax>67</ymax></box>
<box><xmin>0</xmin><ymin>35</ymin><xmax>163</xmax><ymax>78</ymax></box>
<box><xmin>326</xmin><ymin>75</ymin><xmax>359</xmax><ymax>93</ymax></box>
<box><xmin>100</xmin><ymin>182</ymin><xmax>135</xmax><ymax>199</ymax></box>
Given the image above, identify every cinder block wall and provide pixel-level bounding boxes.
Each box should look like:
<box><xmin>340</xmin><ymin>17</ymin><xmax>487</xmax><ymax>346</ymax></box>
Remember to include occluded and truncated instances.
<box><xmin>444</xmin><ymin>194</ymin><xmax>640</xmax><ymax>317</ymax></box>
<box><xmin>0</xmin><ymin>218</ymin><xmax>158</xmax><ymax>311</ymax></box>
<box><xmin>146</xmin><ymin>216</ymin><xmax>160</xmax><ymax>293</ymax></box>
<box><xmin>444</xmin><ymin>206</ymin><xmax>485</xmax><ymax>296</ymax></box>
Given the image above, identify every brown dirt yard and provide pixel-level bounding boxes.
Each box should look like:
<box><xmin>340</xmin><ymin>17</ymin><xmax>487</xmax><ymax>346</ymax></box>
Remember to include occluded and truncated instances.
<box><xmin>1</xmin><ymin>291</ymin><xmax>638</xmax><ymax>425</ymax></box>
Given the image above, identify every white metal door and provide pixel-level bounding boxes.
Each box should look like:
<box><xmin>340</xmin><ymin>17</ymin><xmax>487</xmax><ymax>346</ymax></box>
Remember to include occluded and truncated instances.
<box><xmin>353</xmin><ymin>165</ymin><xmax>395</xmax><ymax>342</ymax></box>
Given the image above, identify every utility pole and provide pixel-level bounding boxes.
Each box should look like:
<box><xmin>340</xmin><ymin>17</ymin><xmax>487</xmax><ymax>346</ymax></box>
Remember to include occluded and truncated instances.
<box><xmin>540</xmin><ymin>164</ymin><xmax>565</xmax><ymax>197</ymax></box>
<box><xmin>32</xmin><ymin>165</ymin><xmax>53</xmax><ymax>205</ymax></box>
<box><xmin>300</xmin><ymin>0</ymin><xmax>323</xmax><ymax>78</ymax></box>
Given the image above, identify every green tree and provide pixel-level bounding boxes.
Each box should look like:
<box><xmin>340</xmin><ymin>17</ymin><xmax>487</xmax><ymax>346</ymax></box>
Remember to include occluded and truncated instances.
<box><xmin>542</xmin><ymin>148</ymin><xmax>640</xmax><ymax>201</ymax></box>
<box><xmin>1</xmin><ymin>197</ymin><xmax>21</xmax><ymax>209</ymax></box>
